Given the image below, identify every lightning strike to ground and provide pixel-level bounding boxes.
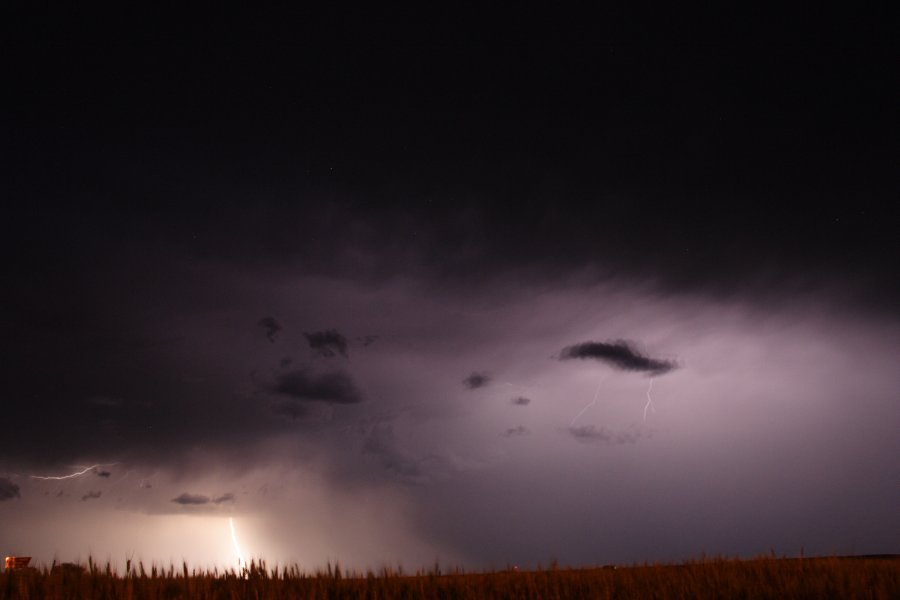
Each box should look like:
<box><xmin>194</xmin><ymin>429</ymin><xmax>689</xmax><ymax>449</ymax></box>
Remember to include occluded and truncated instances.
<box><xmin>643</xmin><ymin>378</ymin><xmax>657</xmax><ymax>421</ymax></box>
<box><xmin>229</xmin><ymin>517</ymin><xmax>245</xmax><ymax>570</ymax></box>
<box><xmin>29</xmin><ymin>463</ymin><xmax>119</xmax><ymax>480</ymax></box>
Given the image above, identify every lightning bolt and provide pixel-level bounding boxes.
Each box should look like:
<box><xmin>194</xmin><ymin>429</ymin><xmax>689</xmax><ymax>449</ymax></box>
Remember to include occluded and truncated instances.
<box><xmin>570</xmin><ymin>381</ymin><xmax>604</xmax><ymax>427</ymax></box>
<box><xmin>643</xmin><ymin>378</ymin><xmax>657</xmax><ymax>421</ymax></box>
<box><xmin>29</xmin><ymin>463</ymin><xmax>118</xmax><ymax>480</ymax></box>
<box><xmin>572</xmin><ymin>377</ymin><xmax>658</xmax><ymax>427</ymax></box>
<box><xmin>229</xmin><ymin>517</ymin><xmax>245</xmax><ymax>571</ymax></box>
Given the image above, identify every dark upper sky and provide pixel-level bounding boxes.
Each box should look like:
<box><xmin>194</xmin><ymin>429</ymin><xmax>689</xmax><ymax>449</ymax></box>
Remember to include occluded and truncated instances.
<box><xmin>6</xmin><ymin>6</ymin><xmax>896</xmax><ymax>294</ymax></box>
<box><xmin>1</xmin><ymin>6</ymin><xmax>897</xmax><ymax>570</ymax></box>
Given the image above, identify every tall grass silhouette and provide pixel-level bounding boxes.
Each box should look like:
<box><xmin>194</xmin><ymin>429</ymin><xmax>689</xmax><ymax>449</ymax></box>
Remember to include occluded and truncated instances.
<box><xmin>2</xmin><ymin>554</ymin><xmax>897</xmax><ymax>599</ymax></box>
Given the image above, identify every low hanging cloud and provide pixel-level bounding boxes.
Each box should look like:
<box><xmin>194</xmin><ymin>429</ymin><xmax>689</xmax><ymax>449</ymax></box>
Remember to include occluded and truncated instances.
<box><xmin>559</xmin><ymin>340</ymin><xmax>676</xmax><ymax>376</ymax></box>
<box><xmin>357</xmin><ymin>335</ymin><xmax>379</xmax><ymax>347</ymax></box>
<box><xmin>95</xmin><ymin>469</ymin><xmax>111</xmax><ymax>478</ymax></box>
<box><xmin>567</xmin><ymin>425</ymin><xmax>642</xmax><ymax>445</ymax></box>
<box><xmin>271</xmin><ymin>368</ymin><xmax>362</xmax><ymax>404</ymax></box>
<box><xmin>0</xmin><ymin>478</ymin><xmax>21</xmax><ymax>501</ymax></box>
<box><xmin>362</xmin><ymin>424</ymin><xmax>444</xmax><ymax>484</ymax></box>
<box><xmin>87</xmin><ymin>395</ymin><xmax>123</xmax><ymax>407</ymax></box>
<box><xmin>170</xmin><ymin>492</ymin><xmax>234</xmax><ymax>506</ymax></box>
<box><xmin>81</xmin><ymin>491</ymin><xmax>102</xmax><ymax>502</ymax></box>
<box><xmin>463</xmin><ymin>372</ymin><xmax>491</xmax><ymax>390</ymax></box>
<box><xmin>502</xmin><ymin>425</ymin><xmax>528</xmax><ymax>437</ymax></box>
<box><xmin>171</xmin><ymin>493</ymin><xmax>211</xmax><ymax>505</ymax></box>
<box><xmin>304</xmin><ymin>329</ymin><xmax>349</xmax><ymax>358</ymax></box>
<box><xmin>272</xmin><ymin>402</ymin><xmax>309</xmax><ymax>420</ymax></box>
<box><xmin>258</xmin><ymin>317</ymin><xmax>282</xmax><ymax>342</ymax></box>
<box><xmin>511</xmin><ymin>396</ymin><xmax>531</xmax><ymax>406</ymax></box>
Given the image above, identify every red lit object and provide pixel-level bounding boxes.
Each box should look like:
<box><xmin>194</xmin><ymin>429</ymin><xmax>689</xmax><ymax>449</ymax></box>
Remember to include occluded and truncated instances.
<box><xmin>4</xmin><ymin>556</ymin><xmax>32</xmax><ymax>570</ymax></box>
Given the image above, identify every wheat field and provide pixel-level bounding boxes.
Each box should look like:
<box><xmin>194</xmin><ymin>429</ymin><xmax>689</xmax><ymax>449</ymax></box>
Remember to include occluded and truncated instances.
<box><xmin>2</xmin><ymin>555</ymin><xmax>898</xmax><ymax>599</ymax></box>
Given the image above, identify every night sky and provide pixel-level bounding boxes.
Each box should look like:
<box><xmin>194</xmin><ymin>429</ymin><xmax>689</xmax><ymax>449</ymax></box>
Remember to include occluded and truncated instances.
<box><xmin>2</xmin><ymin>7</ymin><xmax>897</xmax><ymax>571</ymax></box>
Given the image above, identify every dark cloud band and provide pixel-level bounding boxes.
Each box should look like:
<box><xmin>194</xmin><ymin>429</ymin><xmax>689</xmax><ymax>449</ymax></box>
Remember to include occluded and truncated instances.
<box><xmin>0</xmin><ymin>478</ymin><xmax>20</xmax><ymax>501</ymax></box>
<box><xmin>567</xmin><ymin>426</ymin><xmax>642</xmax><ymax>445</ymax></box>
<box><xmin>171</xmin><ymin>493</ymin><xmax>210</xmax><ymax>505</ymax></box>
<box><xmin>304</xmin><ymin>329</ymin><xmax>349</xmax><ymax>358</ymax></box>
<box><xmin>463</xmin><ymin>372</ymin><xmax>491</xmax><ymax>390</ymax></box>
<box><xmin>271</xmin><ymin>368</ymin><xmax>362</xmax><ymax>404</ymax></box>
<box><xmin>559</xmin><ymin>340</ymin><xmax>676</xmax><ymax>376</ymax></box>
<box><xmin>170</xmin><ymin>492</ymin><xmax>234</xmax><ymax>506</ymax></box>
<box><xmin>502</xmin><ymin>425</ymin><xmax>528</xmax><ymax>437</ymax></box>
<box><xmin>258</xmin><ymin>317</ymin><xmax>282</xmax><ymax>343</ymax></box>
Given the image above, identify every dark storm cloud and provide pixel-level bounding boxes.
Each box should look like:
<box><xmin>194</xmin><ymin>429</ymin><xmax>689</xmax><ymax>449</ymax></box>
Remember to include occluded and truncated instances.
<box><xmin>81</xmin><ymin>491</ymin><xmax>102</xmax><ymax>502</ymax></box>
<box><xmin>362</xmin><ymin>424</ymin><xmax>439</xmax><ymax>484</ymax></box>
<box><xmin>559</xmin><ymin>340</ymin><xmax>676</xmax><ymax>376</ymax></box>
<box><xmin>304</xmin><ymin>329</ymin><xmax>349</xmax><ymax>358</ymax></box>
<box><xmin>567</xmin><ymin>426</ymin><xmax>642</xmax><ymax>445</ymax></box>
<box><xmin>502</xmin><ymin>426</ymin><xmax>528</xmax><ymax>437</ymax></box>
<box><xmin>95</xmin><ymin>469</ymin><xmax>111</xmax><ymax>478</ymax></box>
<box><xmin>463</xmin><ymin>372</ymin><xmax>491</xmax><ymax>390</ymax></box>
<box><xmin>279</xmin><ymin>356</ymin><xmax>293</xmax><ymax>368</ymax></box>
<box><xmin>212</xmin><ymin>493</ymin><xmax>235</xmax><ymax>504</ymax></box>
<box><xmin>358</xmin><ymin>335</ymin><xmax>379</xmax><ymax>347</ymax></box>
<box><xmin>271</xmin><ymin>402</ymin><xmax>309</xmax><ymax>420</ymax></box>
<box><xmin>271</xmin><ymin>368</ymin><xmax>362</xmax><ymax>404</ymax></box>
<box><xmin>87</xmin><ymin>395</ymin><xmax>123</xmax><ymax>407</ymax></box>
<box><xmin>258</xmin><ymin>317</ymin><xmax>282</xmax><ymax>342</ymax></box>
<box><xmin>1</xmin><ymin>16</ymin><xmax>897</xmax><ymax>573</ymax></box>
<box><xmin>0</xmin><ymin>478</ymin><xmax>21</xmax><ymax>501</ymax></box>
<box><xmin>171</xmin><ymin>493</ymin><xmax>210</xmax><ymax>505</ymax></box>
<box><xmin>511</xmin><ymin>396</ymin><xmax>531</xmax><ymax>406</ymax></box>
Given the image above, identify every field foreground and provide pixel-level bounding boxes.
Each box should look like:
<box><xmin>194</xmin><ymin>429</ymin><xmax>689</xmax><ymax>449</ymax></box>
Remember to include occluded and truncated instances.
<box><xmin>2</xmin><ymin>555</ymin><xmax>898</xmax><ymax>599</ymax></box>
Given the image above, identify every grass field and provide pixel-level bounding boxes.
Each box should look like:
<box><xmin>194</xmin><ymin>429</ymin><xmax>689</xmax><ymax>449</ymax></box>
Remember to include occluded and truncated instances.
<box><xmin>2</xmin><ymin>555</ymin><xmax>898</xmax><ymax>599</ymax></box>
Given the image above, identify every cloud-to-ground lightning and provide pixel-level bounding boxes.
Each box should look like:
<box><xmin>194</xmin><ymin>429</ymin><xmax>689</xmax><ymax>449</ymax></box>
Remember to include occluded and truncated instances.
<box><xmin>229</xmin><ymin>517</ymin><xmax>245</xmax><ymax>571</ymax></box>
<box><xmin>560</xmin><ymin>340</ymin><xmax>676</xmax><ymax>423</ymax></box>
<box><xmin>643</xmin><ymin>377</ymin><xmax>657</xmax><ymax>421</ymax></box>
<box><xmin>570</xmin><ymin>381</ymin><xmax>604</xmax><ymax>427</ymax></box>
<box><xmin>29</xmin><ymin>463</ymin><xmax>119</xmax><ymax>480</ymax></box>
<box><xmin>571</xmin><ymin>377</ymin><xmax>658</xmax><ymax>427</ymax></box>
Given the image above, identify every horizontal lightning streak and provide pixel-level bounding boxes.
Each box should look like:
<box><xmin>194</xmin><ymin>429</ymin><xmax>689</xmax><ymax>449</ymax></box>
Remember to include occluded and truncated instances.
<box><xmin>30</xmin><ymin>463</ymin><xmax>118</xmax><ymax>480</ymax></box>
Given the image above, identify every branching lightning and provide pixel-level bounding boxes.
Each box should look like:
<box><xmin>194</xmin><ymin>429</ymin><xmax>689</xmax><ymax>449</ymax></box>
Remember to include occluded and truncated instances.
<box><xmin>30</xmin><ymin>463</ymin><xmax>118</xmax><ymax>480</ymax></box>
<box><xmin>563</xmin><ymin>340</ymin><xmax>674</xmax><ymax>425</ymax></box>
<box><xmin>229</xmin><ymin>517</ymin><xmax>245</xmax><ymax>570</ymax></box>
<box><xmin>643</xmin><ymin>378</ymin><xmax>657</xmax><ymax>421</ymax></box>
<box><xmin>571</xmin><ymin>377</ymin><xmax>658</xmax><ymax>426</ymax></box>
